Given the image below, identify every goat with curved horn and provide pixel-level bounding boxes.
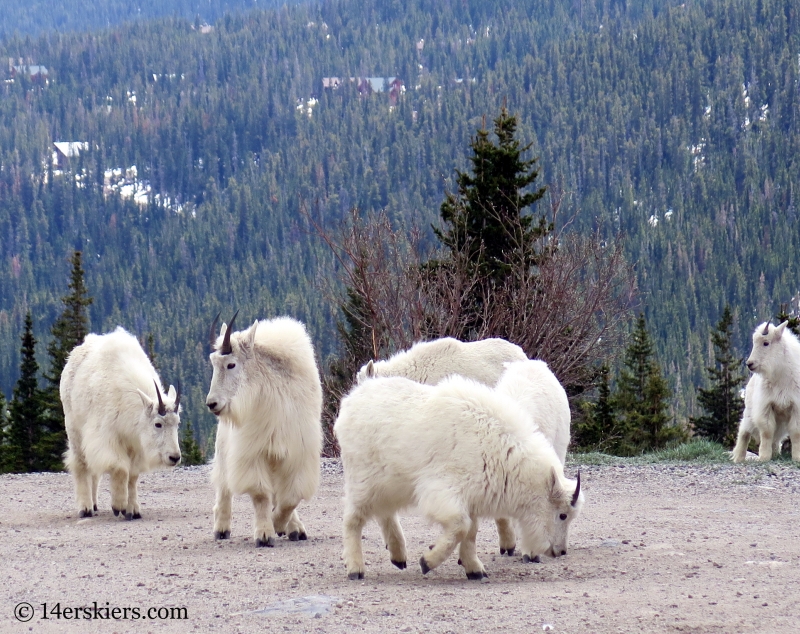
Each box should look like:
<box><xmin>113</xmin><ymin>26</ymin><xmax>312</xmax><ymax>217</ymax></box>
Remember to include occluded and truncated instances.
<box><xmin>220</xmin><ymin>310</ymin><xmax>239</xmax><ymax>355</ymax></box>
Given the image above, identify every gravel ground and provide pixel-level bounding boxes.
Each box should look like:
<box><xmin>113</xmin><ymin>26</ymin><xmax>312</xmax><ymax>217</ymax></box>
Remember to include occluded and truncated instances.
<box><xmin>2</xmin><ymin>458</ymin><xmax>800</xmax><ymax>633</ymax></box>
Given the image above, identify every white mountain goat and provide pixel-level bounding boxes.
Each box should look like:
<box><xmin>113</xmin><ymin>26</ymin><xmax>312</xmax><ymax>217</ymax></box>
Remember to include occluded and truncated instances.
<box><xmin>732</xmin><ymin>321</ymin><xmax>800</xmax><ymax>462</ymax></box>
<box><xmin>494</xmin><ymin>359</ymin><xmax>572</xmax><ymax>561</ymax></box>
<box><xmin>358</xmin><ymin>337</ymin><xmax>529</xmax><ymax>556</ymax></box>
<box><xmin>206</xmin><ymin>312</ymin><xmax>322</xmax><ymax>547</ymax></box>
<box><xmin>357</xmin><ymin>337</ymin><xmax>527</xmax><ymax>386</ymax></box>
<box><xmin>61</xmin><ymin>327</ymin><xmax>181</xmax><ymax>520</ymax></box>
<box><xmin>335</xmin><ymin>375</ymin><xmax>583</xmax><ymax>581</ymax></box>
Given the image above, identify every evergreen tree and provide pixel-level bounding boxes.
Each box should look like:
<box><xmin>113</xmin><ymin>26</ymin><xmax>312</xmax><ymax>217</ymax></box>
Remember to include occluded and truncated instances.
<box><xmin>40</xmin><ymin>251</ymin><xmax>93</xmax><ymax>472</ymax></box>
<box><xmin>574</xmin><ymin>365</ymin><xmax>632</xmax><ymax>454</ymax></box>
<box><xmin>613</xmin><ymin>314</ymin><xmax>684</xmax><ymax>454</ymax></box>
<box><xmin>179</xmin><ymin>419</ymin><xmax>205</xmax><ymax>466</ymax></box>
<box><xmin>435</xmin><ymin>106</ymin><xmax>549</xmax><ymax>282</ymax></box>
<box><xmin>5</xmin><ymin>312</ymin><xmax>46</xmax><ymax>473</ymax></box>
<box><xmin>691</xmin><ymin>306</ymin><xmax>745</xmax><ymax>445</ymax></box>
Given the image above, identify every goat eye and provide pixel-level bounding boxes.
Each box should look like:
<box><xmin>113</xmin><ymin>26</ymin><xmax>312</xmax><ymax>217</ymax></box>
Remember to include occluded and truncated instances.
<box><xmin>763</xmin><ymin>342</ymin><xmax>769</xmax><ymax>346</ymax></box>
<box><xmin>227</xmin><ymin>363</ymin><xmax>236</xmax><ymax>369</ymax></box>
<box><xmin>559</xmin><ymin>513</ymin><xmax>567</xmax><ymax>521</ymax></box>
<box><xmin>155</xmin><ymin>422</ymin><xmax>163</xmax><ymax>429</ymax></box>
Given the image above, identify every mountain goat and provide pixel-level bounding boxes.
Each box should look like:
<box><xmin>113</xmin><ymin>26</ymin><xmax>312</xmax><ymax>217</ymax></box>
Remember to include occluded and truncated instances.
<box><xmin>357</xmin><ymin>337</ymin><xmax>527</xmax><ymax>386</ymax></box>
<box><xmin>732</xmin><ymin>321</ymin><xmax>800</xmax><ymax>462</ymax></box>
<box><xmin>206</xmin><ymin>312</ymin><xmax>322</xmax><ymax>547</ymax></box>
<box><xmin>494</xmin><ymin>359</ymin><xmax>572</xmax><ymax>560</ymax></box>
<box><xmin>61</xmin><ymin>327</ymin><xmax>181</xmax><ymax>520</ymax></box>
<box><xmin>335</xmin><ymin>375</ymin><xmax>583</xmax><ymax>581</ymax></box>
<box><xmin>358</xmin><ymin>337</ymin><xmax>529</xmax><ymax>556</ymax></box>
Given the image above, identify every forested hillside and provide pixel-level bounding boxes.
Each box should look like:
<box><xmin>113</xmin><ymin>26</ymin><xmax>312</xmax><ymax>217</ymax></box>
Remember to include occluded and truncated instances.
<box><xmin>0</xmin><ymin>0</ymin><xmax>798</xmax><ymax>443</ymax></box>
<box><xmin>0</xmin><ymin>0</ymin><xmax>301</xmax><ymax>39</ymax></box>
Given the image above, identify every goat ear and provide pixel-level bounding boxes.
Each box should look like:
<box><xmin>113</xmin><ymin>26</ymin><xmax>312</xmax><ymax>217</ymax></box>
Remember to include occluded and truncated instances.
<box><xmin>366</xmin><ymin>360</ymin><xmax>375</xmax><ymax>378</ymax></box>
<box><xmin>136</xmin><ymin>389</ymin><xmax>154</xmax><ymax>412</ymax></box>
<box><xmin>167</xmin><ymin>384</ymin><xmax>177</xmax><ymax>402</ymax></box>
<box><xmin>245</xmin><ymin>320</ymin><xmax>258</xmax><ymax>351</ymax></box>
<box><xmin>548</xmin><ymin>466</ymin><xmax>561</xmax><ymax>502</ymax></box>
<box><xmin>776</xmin><ymin>321</ymin><xmax>789</xmax><ymax>338</ymax></box>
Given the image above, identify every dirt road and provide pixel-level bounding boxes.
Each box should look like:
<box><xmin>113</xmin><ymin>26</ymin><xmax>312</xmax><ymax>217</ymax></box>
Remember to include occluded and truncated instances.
<box><xmin>2</xmin><ymin>459</ymin><xmax>799</xmax><ymax>633</ymax></box>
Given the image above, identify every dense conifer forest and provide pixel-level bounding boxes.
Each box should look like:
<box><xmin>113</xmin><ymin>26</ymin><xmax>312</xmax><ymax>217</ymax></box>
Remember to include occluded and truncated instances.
<box><xmin>0</xmin><ymin>0</ymin><xmax>798</xmax><ymax>447</ymax></box>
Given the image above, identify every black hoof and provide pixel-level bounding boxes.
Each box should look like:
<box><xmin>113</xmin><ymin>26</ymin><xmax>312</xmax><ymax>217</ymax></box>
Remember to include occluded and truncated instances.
<box><xmin>348</xmin><ymin>572</ymin><xmax>364</xmax><ymax>580</ymax></box>
<box><xmin>299</xmin><ymin>531</ymin><xmax>307</xmax><ymax>541</ymax></box>
<box><xmin>277</xmin><ymin>531</ymin><xmax>286</xmax><ymax>537</ymax></box>
<box><xmin>93</xmin><ymin>504</ymin><xmax>98</xmax><ymax>512</ymax></box>
<box><xmin>466</xmin><ymin>570</ymin><xmax>488</xmax><ymax>580</ymax></box>
<box><xmin>288</xmin><ymin>531</ymin><xmax>300</xmax><ymax>541</ymax></box>
<box><xmin>78</xmin><ymin>509</ymin><xmax>93</xmax><ymax>518</ymax></box>
<box><xmin>419</xmin><ymin>557</ymin><xmax>431</xmax><ymax>575</ymax></box>
<box><xmin>522</xmin><ymin>554</ymin><xmax>541</xmax><ymax>563</ymax></box>
<box><xmin>500</xmin><ymin>547</ymin><xmax>515</xmax><ymax>556</ymax></box>
<box><xmin>214</xmin><ymin>530</ymin><xmax>230</xmax><ymax>540</ymax></box>
<box><xmin>112</xmin><ymin>507</ymin><xmax>120</xmax><ymax>517</ymax></box>
<box><xmin>256</xmin><ymin>536</ymin><xmax>275</xmax><ymax>547</ymax></box>
<box><xmin>391</xmin><ymin>559</ymin><xmax>407</xmax><ymax>570</ymax></box>
<box><xmin>125</xmin><ymin>512</ymin><xmax>141</xmax><ymax>521</ymax></box>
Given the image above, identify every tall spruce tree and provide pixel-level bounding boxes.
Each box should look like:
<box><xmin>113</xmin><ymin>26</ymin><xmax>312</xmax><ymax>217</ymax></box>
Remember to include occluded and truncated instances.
<box><xmin>6</xmin><ymin>312</ymin><xmax>46</xmax><ymax>473</ymax></box>
<box><xmin>40</xmin><ymin>251</ymin><xmax>92</xmax><ymax>471</ymax></box>
<box><xmin>574</xmin><ymin>365</ymin><xmax>632</xmax><ymax>454</ymax></box>
<box><xmin>436</xmin><ymin>106</ymin><xmax>549</xmax><ymax>282</ymax></box>
<box><xmin>613</xmin><ymin>314</ymin><xmax>684</xmax><ymax>454</ymax></box>
<box><xmin>690</xmin><ymin>306</ymin><xmax>745</xmax><ymax>445</ymax></box>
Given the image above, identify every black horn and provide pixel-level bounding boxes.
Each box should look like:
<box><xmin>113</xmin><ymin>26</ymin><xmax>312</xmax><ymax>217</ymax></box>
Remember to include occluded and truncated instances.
<box><xmin>154</xmin><ymin>380</ymin><xmax>167</xmax><ymax>416</ymax></box>
<box><xmin>209</xmin><ymin>312</ymin><xmax>221</xmax><ymax>351</ymax></box>
<box><xmin>571</xmin><ymin>470</ymin><xmax>581</xmax><ymax>507</ymax></box>
<box><xmin>762</xmin><ymin>321</ymin><xmax>771</xmax><ymax>336</ymax></box>
<box><xmin>220</xmin><ymin>310</ymin><xmax>239</xmax><ymax>355</ymax></box>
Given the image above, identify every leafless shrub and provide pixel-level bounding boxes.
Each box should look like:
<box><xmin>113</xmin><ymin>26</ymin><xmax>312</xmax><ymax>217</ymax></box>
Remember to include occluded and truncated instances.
<box><xmin>309</xmin><ymin>199</ymin><xmax>638</xmax><ymax>454</ymax></box>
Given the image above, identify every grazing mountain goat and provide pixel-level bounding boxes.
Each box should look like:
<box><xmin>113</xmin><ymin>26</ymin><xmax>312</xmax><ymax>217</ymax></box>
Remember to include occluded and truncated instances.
<box><xmin>494</xmin><ymin>359</ymin><xmax>572</xmax><ymax>560</ymax></box>
<box><xmin>335</xmin><ymin>375</ymin><xmax>583</xmax><ymax>580</ymax></box>
<box><xmin>206</xmin><ymin>313</ymin><xmax>322</xmax><ymax>547</ymax></box>
<box><xmin>732</xmin><ymin>321</ymin><xmax>800</xmax><ymax>462</ymax></box>
<box><xmin>357</xmin><ymin>337</ymin><xmax>527</xmax><ymax>386</ymax></box>
<box><xmin>61</xmin><ymin>327</ymin><xmax>181</xmax><ymax>520</ymax></box>
<box><xmin>358</xmin><ymin>337</ymin><xmax>529</xmax><ymax>557</ymax></box>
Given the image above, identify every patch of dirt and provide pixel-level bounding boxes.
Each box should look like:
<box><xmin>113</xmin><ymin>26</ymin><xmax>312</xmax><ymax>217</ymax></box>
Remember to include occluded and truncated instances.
<box><xmin>2</xmin><ymin>460</ymin><xmax>799</xmax><ymax>632</ymax></box>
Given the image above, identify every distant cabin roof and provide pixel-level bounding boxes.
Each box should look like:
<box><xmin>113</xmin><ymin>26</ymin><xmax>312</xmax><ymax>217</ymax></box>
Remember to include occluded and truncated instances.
<box><xmin>53</xmin><ymin>142</ymin><xmax>88</xmax><ymax>158</ymax></box>
<box><xmin>14</xmin><ymin>65</ymin><xmax>48</xmax><ymax>76</ymax></box>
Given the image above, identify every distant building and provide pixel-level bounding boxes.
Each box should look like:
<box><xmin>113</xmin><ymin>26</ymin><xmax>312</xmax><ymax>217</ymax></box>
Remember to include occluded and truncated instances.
<box><xmin>323</xmin><ymin>76</ymin><xmax>404</xmax><ymax>104</ymax></box>
<box><xmin>52</xmin><ymin>142</ymin><xmax>88</xmax><ymax>169</ymax></box>
<box><xmin>9</xmin><ymin>58</ymin><xmax>49</xmax><ymax>83</ymax></box>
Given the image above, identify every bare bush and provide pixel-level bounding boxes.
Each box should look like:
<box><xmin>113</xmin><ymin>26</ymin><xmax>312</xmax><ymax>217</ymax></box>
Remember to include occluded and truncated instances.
<box><xmin>310</xmin><ymin>204</ymin><xmax>637</xmax><ymax>454</ymax></box>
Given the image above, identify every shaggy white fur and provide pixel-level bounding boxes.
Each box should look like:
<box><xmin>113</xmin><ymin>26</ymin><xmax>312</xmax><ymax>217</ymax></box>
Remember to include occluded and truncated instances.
<box><xmin>62</xmin><ymin>327</ymin><xmax>181</xmax><ymax>520</ymax></box>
